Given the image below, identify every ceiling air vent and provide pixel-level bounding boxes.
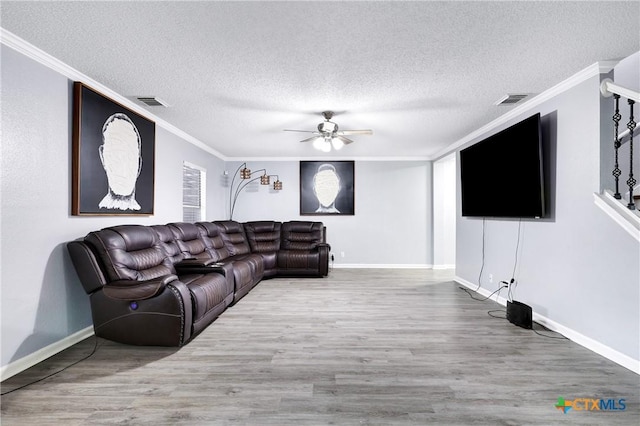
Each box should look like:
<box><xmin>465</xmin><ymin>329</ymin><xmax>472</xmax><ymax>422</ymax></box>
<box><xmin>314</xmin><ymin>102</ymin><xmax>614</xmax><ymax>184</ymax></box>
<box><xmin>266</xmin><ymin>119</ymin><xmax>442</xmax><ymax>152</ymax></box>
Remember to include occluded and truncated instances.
<box><xmin>494</xmin><ymin>93</ymin><xmax>530</xmax><ymax>106</ymax></box>
<box><xmin>136</xmin><ymin>96</ymin><xmax>169</xmax><ymax>107</ymax></box>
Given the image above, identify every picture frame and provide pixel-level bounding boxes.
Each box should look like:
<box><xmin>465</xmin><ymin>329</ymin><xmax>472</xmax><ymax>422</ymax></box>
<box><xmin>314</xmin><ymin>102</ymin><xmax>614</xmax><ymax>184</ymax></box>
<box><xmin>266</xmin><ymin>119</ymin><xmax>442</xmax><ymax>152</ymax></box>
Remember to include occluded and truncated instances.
<box><xmin>72</xmin><ymin>82</ymin><xmax>155</xmax><ymax>215</ymax></box>
<box><xmin>300</xmin><ymin>160</ymin><xmax>354</xmax><ymax>215</ymax></box>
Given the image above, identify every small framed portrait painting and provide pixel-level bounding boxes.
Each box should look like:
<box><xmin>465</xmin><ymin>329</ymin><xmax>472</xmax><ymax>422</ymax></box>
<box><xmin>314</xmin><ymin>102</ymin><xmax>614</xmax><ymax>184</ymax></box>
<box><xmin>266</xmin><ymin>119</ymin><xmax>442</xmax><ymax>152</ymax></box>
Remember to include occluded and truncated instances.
<box><xmin>300</xmin><ymin>160</ymin><xmax>354</xmax><ymax>215</ymax></box>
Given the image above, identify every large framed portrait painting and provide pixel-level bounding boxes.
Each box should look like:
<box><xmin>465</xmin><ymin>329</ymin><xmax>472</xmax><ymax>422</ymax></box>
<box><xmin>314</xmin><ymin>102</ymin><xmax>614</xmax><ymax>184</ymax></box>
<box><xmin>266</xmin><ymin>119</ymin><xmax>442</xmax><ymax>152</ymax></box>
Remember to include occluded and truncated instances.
<box><xmin>72</xmin><ymin>82</ymin><xmax>155</xmax><ymax>215</ymax></box>
<box><xmin>300</xmin><ymin>161</ymin><xmax>354</xmax><ymax>215</ymax></box>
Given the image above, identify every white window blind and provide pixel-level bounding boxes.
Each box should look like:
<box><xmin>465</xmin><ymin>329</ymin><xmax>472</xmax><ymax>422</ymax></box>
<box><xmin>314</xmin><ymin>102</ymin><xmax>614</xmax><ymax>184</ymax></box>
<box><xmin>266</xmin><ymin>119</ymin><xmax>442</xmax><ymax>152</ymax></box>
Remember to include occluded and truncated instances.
<box><xmin>183</xmin><ymin>162</ymin><xmax>206</xmax><ymax>223</ymax></box>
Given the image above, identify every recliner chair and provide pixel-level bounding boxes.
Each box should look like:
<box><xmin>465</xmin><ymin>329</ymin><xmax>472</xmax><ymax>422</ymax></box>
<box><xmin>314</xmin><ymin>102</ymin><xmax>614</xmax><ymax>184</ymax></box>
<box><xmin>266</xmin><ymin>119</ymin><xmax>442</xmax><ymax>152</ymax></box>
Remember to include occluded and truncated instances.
<box><xmin>278</xmin><ymin>221</ymin><xmax>330</xmax><ymax>277</ymax></box>
<box><xmin>244</xmin><ymin>220</ymin><xmax>281</xmax><ymax>278</ymax></box>
<box><xmin>67</xmin><ymin>224</ymin><xmax>230</xmax><ymax>346</ymax></box>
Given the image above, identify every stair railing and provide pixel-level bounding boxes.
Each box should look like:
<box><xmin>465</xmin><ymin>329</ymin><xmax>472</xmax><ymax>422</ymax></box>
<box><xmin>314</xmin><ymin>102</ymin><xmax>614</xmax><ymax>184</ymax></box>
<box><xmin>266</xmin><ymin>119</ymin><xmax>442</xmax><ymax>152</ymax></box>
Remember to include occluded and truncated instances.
<box><xmin>601</xmin><ymin>78</ymin><xmax>640</xmax><ymax>210</ymax></box>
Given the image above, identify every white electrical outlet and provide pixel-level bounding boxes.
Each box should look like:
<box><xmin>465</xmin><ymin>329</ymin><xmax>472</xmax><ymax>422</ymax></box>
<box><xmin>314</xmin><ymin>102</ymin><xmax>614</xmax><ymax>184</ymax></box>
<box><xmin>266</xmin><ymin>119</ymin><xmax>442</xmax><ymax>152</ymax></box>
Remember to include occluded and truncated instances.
<box><xmin>341</xmin><ymin>251</ymin><xmax>345</xmax><ymax>258</ymax></box>
<box><xmin>489</xmin><ymin>274</ymin><xmax>493</xmax><ymax>283</ymax></box>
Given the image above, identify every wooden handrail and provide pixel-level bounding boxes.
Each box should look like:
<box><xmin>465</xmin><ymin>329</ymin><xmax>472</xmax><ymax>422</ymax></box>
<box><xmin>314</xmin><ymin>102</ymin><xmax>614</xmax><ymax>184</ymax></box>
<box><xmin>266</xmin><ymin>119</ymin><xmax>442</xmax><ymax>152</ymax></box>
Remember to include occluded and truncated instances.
<box><xmin>601</xmin><ymin>78</ymin><xmax>640</xmax><ymax>103</ymax></box>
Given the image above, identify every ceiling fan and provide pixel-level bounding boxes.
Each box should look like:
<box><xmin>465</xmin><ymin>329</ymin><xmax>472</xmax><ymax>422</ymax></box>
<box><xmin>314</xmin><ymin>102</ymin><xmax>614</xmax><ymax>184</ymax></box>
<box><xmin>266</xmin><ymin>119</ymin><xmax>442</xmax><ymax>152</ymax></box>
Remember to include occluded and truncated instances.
<box><xmin>284</xmin><ymin>111</ymin><xmax>373</xmax><ymax>152</ymax></box>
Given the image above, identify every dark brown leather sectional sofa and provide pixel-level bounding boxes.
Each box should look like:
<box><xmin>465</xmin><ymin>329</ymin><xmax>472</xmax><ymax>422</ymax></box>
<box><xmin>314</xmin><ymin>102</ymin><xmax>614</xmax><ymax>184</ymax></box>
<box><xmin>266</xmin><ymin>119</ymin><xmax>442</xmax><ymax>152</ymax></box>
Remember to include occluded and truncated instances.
<box><xmin>67</xmin><ymin>220</ymin><xmax>330</xmax><ymax>347</ymax></box>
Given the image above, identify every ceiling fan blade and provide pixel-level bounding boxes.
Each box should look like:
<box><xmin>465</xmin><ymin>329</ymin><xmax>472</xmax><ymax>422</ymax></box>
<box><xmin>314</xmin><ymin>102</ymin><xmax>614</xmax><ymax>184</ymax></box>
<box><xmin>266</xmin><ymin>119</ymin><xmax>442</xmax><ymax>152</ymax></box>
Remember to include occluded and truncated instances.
<box><xmin>300</xmin><ymin>135</ymin><xmax>323</xmax><ymax>144</ymax></box>
<box><xmin>337</xmin><ymin>129</ymin><xmax>373</xmax><ymax>136</ymax></box>
<box><xmin>284</xmin><ymin>129</ymin><xmax>319</xmax><ymax>134</ymax></box>
<box><xmin>335</xmin><ymin>135</ymin><xmax>354</xmax><ymax>145</ymax></box>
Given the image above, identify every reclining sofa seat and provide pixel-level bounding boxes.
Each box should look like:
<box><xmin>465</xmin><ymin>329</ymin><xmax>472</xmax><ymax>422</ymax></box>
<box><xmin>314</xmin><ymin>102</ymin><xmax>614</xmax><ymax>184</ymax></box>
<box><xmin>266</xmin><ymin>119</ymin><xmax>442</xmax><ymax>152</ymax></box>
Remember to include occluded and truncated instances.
<box><xmin>153</xmin><ymin>224</ymin><xmax>234</xmax><ymax>334</ymax></box>
<box><xmin>165</xmin><ymin>222</ymin><xmax>232</xmax><ymax>292</ymax></box>
<box><xmin>243</xmin><ymin>221</ymin><xmax>281</xmax><ymax>277</ymax></box>
<box><xmin>179</xmin><ymin>221</ymin><xmax>260</xmax><ymax>304</ymax></box>
<box><xmin>212</xmin><ymin>221</ymin><xmax>265</xmax><ymax>294</ymax></box>
<box><xmin>68</xmin><ymin>224</ymin><xmax>228</xmax><ymax>346</ymax></box>
<box><xmin>278</xmin><ymin>221</ymin><xmax>330</xmax><ymax>277</ymax></box>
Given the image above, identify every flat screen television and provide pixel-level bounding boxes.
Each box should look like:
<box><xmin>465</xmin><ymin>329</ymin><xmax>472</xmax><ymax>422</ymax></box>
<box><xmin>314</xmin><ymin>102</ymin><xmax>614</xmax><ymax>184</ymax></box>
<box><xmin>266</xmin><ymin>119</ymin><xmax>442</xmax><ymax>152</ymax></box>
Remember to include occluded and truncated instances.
<box><xmin>460</xmin><ymin>113</ymin><xmax>545</xmax><ymax>218</ymax></box>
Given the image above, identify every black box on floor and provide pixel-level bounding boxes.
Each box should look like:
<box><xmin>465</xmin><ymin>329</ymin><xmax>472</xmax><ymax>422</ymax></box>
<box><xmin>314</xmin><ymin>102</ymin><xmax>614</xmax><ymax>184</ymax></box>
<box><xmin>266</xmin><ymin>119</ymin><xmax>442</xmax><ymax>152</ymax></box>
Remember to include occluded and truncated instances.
<box><xmin>506</xmin><ymin>300</ymin><xmax>532</xmax><ymax>329</ymax></box>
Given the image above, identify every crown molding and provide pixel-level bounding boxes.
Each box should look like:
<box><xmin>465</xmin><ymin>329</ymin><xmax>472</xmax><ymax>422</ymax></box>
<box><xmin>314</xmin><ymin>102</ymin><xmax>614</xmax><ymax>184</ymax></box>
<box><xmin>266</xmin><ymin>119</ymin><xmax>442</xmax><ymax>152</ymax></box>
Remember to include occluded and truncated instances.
<box><xmin>0</xmin><ymin>28</ymin><xmax>228</xmax><ymax>161</ymax></box>
<box><xmin>432</xmin><ymin>60</ymin><xmax>620</xmax><ymax>161</ymax></box>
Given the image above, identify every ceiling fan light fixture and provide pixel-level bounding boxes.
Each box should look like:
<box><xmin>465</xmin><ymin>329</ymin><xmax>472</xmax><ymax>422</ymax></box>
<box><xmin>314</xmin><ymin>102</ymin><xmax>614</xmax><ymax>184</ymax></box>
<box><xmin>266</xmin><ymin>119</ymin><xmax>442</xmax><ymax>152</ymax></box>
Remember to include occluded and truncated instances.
<box><xmin>331</xmin><ymin>137</ymin><xmax>344</xmax><ymax>150</ymax></box>
<box><xmin>312</xmin><ymin>136</ymin><xmax>326</xmax><ymax>151</ymax></box>
<box><xmin>320</xmin><ymin>140</ymin><xmax>331</xmax><ymax>153</ymax></box>
<box><xmin>287</xmin><ymin>110</ymin><xmax>372</xmax><ymax>151</ymax></box>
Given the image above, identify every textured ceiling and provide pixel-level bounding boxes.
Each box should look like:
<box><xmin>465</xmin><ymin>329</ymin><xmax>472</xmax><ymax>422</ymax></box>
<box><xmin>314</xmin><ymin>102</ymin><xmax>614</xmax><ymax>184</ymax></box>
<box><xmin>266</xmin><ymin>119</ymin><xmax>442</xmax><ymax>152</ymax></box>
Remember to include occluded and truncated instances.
<box><xmin>2</xmin><ymin>1</ymin><xmax>639</xmax><ymax>159</ymax></box>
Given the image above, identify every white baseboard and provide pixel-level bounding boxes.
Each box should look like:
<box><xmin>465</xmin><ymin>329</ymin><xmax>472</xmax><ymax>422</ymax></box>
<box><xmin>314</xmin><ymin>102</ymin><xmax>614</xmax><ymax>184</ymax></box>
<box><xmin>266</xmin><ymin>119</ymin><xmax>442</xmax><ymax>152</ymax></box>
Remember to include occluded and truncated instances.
<box><xmin>454</xmin><ymin>276</ymin><xmax>640</xmax><ymax>375</ymax></box>
<box><xmin>332</xmin><ymin>264</ymin><xmax>433</xmax><ymax>269</ymax></box>
<box><xmin>433</xmin><ymin>264</ymin><xmax>456</xmax><ymax>270</ymax></box>
<box><xmin>1</xmin><ymin>326</ymin><xmax>95</xmax><ymax>382</ymax></box>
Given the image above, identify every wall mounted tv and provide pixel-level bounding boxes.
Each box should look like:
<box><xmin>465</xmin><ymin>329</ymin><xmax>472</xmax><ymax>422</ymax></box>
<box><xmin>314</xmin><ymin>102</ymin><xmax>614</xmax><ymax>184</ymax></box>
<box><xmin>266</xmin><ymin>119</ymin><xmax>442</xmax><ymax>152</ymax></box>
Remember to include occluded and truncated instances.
<box><xmin>460</xmin><ymin>113</ymin><xmax>545</xmax><ymax>218</ymax></box>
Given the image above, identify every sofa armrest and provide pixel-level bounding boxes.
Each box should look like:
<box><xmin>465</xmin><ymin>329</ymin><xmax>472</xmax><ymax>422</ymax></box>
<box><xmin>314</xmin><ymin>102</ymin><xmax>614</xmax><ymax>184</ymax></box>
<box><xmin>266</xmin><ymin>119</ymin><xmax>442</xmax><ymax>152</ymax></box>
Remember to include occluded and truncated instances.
<box><xmin>102</xmin><ymin>274</ymin><xmax>178</xmax><ymax>301</ymax></box>
<box><xmin>176</xmin><ymin>258</ymin><xmax>218</xmax><ymax>267</ymax></box>
<box><xmin>91</xmin><ymin>276</ymin><xmax>193</xmax><ymax>346</ymax></box>
<box><xmin>67</xmin><ymin>240</ymin><xmax>108</xmax><ymax>294</ymax></box>
<box><xmin>317</xmin><ymin>243</ymin><xmax>330</xmax><ymax>277</ymax></box>
<box><xmin>175</xmin><ymin>259</ymin><xmax>227</xmax><ymax>276</ymax></box>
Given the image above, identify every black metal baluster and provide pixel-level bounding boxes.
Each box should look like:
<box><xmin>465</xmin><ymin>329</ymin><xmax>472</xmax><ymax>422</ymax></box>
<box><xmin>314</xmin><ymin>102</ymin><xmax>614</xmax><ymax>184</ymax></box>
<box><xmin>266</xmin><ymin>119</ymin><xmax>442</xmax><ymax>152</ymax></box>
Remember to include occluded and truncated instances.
<box><xmin>627</xmin><ymin>99</ymin><xmax>636</xmax><ymax>210</ymax></box>
<box><xmin>612</xmin><ymin>95</ymin><xmax>622</xmax><ymax>199</ymax></box>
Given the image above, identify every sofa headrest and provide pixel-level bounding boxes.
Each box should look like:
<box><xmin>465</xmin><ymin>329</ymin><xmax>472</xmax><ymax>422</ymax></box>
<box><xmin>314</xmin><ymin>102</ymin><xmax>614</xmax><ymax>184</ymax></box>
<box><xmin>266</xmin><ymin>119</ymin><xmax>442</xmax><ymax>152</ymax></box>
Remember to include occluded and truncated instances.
<box><xmin>244</xmin><ymin>221</ymin><xmax>281</xmax><ymax>252</ymax></box>
<box><xmin>151</xmin><ymin>225</ymin><xmax>184</xmax><ymax>264</ymax></box>
<box><xmin>151</xmin><ymin>224</ymin><xmax>174</xmax><ymax>243</ymax></box>
<box><xmin>85</xmin><ymin>225</ymin><xmax>173</xmax><ymax>282</ymax></box>
<box><xmin>281</xmin><ymin>221</ymin><xmax>324</xmax><ymax>250</ymax></box>
<box><xmin>213</xmin><ymin>220</ymin><xmax>250</xmax><ymax>256</ymax></box>
<box><xmin>214</xmin><ymin>220</ymin><xmax>244</xmax><ymax>234</ymax></box>
<box><xmin>282</xmin><ymin>221</ymin><xmax>323</xmax><ymax>233</ymax></box>
<box><xmin>244</xmin><ymin>221</ymin><xmax>281</xmax><ymax>233</ymax></box>
<box><xmin>168</xmin><ymin>222</ymin><xmax>201</xmax><ymax>241</ymax></box>
<box><xmin>196</xmin><ymin>221</ymin><xmax>220</xmax><ymax>238</ymax></box>
<box><xmin>105</xmin><ymin>225</ymin><xmax>157</xmax><ymax>252</ymax></box>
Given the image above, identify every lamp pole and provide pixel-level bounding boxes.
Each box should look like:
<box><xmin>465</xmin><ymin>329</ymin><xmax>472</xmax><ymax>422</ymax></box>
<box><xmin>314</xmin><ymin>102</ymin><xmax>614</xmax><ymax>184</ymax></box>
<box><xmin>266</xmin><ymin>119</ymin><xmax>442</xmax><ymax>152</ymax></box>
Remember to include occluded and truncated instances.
<box><xmin>230</xmin><ymin>169</ymin><xmax>266</xmax><ymax>220</ymax></box>
<box><xmin>228</xmin><ymin>163</ymin><xmax>283</xmax><ymax>220</ymax></box>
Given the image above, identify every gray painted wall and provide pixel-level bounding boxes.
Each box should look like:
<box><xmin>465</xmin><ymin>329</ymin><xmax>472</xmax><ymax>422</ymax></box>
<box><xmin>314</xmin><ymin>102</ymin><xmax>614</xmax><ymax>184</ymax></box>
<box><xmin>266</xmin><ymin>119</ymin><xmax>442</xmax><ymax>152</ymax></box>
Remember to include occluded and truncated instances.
<box><xmin>0</xmin><ymin>45</ymin><xmax>226</xmax><ymax>369</ymax></box>
<box><xmin>228</xmin><ymin>160</ymin><xmax>433</xmax><ymax>266</ymax></box>
<box><xmin>455</xmin><ymin>72</ymin><xmax>640</xmax><ymax>361</ymax></box>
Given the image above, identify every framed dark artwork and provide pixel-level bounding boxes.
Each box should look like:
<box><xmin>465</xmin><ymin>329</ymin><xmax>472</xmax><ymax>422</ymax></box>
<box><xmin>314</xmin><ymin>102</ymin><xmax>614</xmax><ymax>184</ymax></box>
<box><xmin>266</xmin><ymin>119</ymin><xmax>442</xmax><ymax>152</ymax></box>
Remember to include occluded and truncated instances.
<box><xmin>72</xmin><ymin>82</ymin><xmax>155</xmax><ymax>215</ymax></box>
<box><xmin>300</xmin><ymin>161</ymin><xmax>354</xmax><ymax>215</ymax></box>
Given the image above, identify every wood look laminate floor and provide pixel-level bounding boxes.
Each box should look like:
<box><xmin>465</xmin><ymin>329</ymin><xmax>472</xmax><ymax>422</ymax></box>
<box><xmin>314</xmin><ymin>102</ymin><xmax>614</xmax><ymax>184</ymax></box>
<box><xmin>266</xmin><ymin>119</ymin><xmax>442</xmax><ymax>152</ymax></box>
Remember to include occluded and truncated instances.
<box><xmin>1</xmin><ymin>269</ymin><xmax>638</xmax><ymax>425</ymax></box>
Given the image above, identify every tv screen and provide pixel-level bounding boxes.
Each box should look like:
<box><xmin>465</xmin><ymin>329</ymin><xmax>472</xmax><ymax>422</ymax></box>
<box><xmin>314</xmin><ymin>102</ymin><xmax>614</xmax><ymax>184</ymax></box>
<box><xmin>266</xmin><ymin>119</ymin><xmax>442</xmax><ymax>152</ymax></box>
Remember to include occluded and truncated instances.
<box><xmin>460</xmin><ymin>113</ymin><xmax>545</xmax><ymax>218</ymax></box>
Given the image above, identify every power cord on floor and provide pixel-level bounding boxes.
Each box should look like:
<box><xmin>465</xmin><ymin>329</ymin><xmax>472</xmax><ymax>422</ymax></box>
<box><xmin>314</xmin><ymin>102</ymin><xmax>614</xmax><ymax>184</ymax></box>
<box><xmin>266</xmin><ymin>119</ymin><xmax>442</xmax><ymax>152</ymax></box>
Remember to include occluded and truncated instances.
<box><xmin>488</xmin><ymin>309</ymin><xmax>506</xmax><ymax>319</ymax></box>
<box><xmin>531</xmin><ymin>325</ymin><xmax>569</xmax><ymax>340</ymax></box>
<box><xmin>459</xmin><ymin>283</ymin><xmax>508</xmax><ymax>302</ymax></box>
<box><xmin>1</xmin><ymin>335</ymin><xmax>99</xmax><ymax>396</ymax></box>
